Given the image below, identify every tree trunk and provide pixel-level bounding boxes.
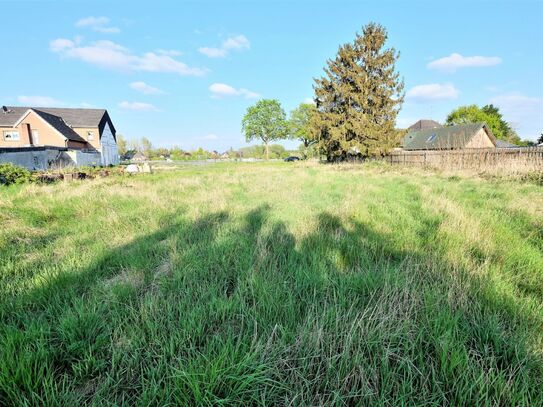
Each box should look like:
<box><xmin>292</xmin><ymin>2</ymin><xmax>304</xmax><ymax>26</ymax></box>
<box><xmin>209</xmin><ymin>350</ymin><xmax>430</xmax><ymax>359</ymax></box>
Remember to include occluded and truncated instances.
<box><xmin>265</xmin><ymin>142</ymin><xmax>269</xmax><ymax>160</ymax></box>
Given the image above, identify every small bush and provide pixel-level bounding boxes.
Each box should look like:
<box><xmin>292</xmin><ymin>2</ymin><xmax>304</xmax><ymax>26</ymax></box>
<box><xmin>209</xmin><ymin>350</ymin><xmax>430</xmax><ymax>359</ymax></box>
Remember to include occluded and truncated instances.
<box><xmin>0</xmin><ymin>163</ymin><xmax>32</xmax><ymax>186</ymax></box>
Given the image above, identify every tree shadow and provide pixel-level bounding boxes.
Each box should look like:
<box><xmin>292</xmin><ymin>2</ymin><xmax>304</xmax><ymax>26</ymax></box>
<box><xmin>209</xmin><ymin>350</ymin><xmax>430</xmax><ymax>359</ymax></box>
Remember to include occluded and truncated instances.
<box><xmin>1</xmin><ymin>204</ymin><xmax>542</xmax><ymax>406</ymax></box>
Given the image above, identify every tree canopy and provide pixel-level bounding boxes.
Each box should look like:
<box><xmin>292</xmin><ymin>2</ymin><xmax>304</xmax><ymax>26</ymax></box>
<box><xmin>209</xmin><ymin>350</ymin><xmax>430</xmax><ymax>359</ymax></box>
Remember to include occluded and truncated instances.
<box><xmin>445</xmin><ymin>104</ymin><xmax>520</xmax><ymax>144</ymax></box>
<box><xmin>311</xmin><ymin>22</ymin><xmax>404</xmax><ymax>161</ymax></box>
<box><xmin>289</xmin><ymin>102</ymin><xmax>317</xmax><ymax>148</ymax></box>
<box><xmin>242</xmin><ymin>99</ymin><xmax>288</xmax><ymax>160</ymax></box>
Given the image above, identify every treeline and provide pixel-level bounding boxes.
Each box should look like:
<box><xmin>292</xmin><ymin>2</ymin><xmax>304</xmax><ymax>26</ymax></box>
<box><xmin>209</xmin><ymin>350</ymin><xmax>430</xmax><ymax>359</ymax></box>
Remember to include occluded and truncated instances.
<box><xmin>115</xmin><ymin>135</ymin><xmax>297</xmax><ymax>161</ymax></box>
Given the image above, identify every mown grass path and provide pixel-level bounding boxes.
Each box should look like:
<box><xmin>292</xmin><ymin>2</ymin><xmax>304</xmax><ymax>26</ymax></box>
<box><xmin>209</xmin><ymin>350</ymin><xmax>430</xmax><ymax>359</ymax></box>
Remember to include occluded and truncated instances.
<box><xmin>1</xmin><ymin>162</ymin><xmax>542</xmax><ymax>405</ymax></box>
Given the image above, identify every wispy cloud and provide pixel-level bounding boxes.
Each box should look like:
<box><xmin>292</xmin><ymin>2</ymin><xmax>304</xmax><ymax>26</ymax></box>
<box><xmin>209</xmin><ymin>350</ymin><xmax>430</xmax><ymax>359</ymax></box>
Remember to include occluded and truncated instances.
<box><xmin>17</xmin><ymin>95</ymin><xmax>64</xmax><ymax>106</ymax></box>
<box><xmin>129</xmin><ymin>81</ymin><xmax>165</xmax><ymax>95</ymax></box>
<box><xmin>427</xmin><ymin>53</ymin><xmax>502</xmax><ymax>73</ymax></box>
<box><xmin>75</xmin><ymin>16</ymin><xmax>120</xmax><ymax>34</ymax></box>
<box><xmin>209</xmin><ymin>83</ymin><xmax>259</xmax><ymax>99</ymax></box>
<box><xmin>155</xmin><ymin>49</ymin><xmax>182</xmax><ymax>57</ymax></box>
<box><xmin>50</xmin><ymin>38</ymin><xmax>206</xmax><ymax>76</ymax></box>
<box><xmin>406</xmin><ymin>83</ymin><xmax>459</xmax><ymax>102</ymax></box>
<box><xmin>203</xmin><ymin>134</ymin><xmax>218</xmax><ymax>140</ymax></box>
<box><xmin>490</xmin><ymin>92</ymin><xmax>543</xmax><ymax>139</ymax></box>
<box><xmin>199</xmin><ymin>35</ymin><xmax>250</xmax><ymax>58</ymax></box>
<box><xmin>118</xmin><ymin>101</ymin><xmax>159</xmax><ymax>111</ymax></box>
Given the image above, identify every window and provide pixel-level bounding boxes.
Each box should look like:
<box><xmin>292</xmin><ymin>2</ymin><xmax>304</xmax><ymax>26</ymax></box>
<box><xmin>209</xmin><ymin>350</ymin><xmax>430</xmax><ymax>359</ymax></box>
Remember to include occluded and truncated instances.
<box><xmin>3</xmin><ymin>131</ymin><xmax>20</xmax><ymax>141</ymax></box>
<box><xmin>87</xmin><ymin>131</ymin><xmax>94</xmax><ymax>141</ymax></box>
<box><xmin>426</xmin><ymin>134</ymin><xmax>437</xmax><ymax>143</ymax></box>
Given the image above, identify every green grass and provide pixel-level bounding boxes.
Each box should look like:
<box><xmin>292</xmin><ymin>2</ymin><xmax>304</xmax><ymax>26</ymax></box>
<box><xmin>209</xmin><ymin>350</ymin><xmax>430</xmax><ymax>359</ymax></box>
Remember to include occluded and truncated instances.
<box><xmin>1</xmin><ymin>162</ymin><xmax>542</xmax><ymax>405</ymax></box>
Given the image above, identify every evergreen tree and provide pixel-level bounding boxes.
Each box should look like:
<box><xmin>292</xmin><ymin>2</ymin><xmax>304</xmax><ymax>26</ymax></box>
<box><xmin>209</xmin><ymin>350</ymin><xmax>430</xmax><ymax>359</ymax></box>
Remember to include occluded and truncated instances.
<box><xmin>311</xmin><ymin>23</ymin><xmax>404</xmax><ymax>161</ymax></box>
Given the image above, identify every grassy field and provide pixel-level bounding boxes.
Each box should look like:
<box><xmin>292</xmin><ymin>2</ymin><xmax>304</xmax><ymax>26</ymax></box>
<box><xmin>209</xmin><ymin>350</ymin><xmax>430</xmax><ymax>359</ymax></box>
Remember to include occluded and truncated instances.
<box><xmin>1</xmin><ymin>162</ymin><xmax>542</xmax><ymax>405</ymax></box>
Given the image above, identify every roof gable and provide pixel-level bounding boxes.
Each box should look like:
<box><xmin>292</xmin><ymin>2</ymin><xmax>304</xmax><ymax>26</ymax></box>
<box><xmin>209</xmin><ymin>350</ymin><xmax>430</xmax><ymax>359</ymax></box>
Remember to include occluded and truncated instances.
<box><xmin>407</xmin><ymin>119</ymin><xmax>443</xmax><ymax>132</ymax></box>
<box><xmin>32</xmin><ymin>109</ymin><xmax>87</xmax><ymax>143</ymax></box>
<box><xmin>403</xmin><ymin>123</ymin><xmax>495</xmax><ymax>150</ymax></box>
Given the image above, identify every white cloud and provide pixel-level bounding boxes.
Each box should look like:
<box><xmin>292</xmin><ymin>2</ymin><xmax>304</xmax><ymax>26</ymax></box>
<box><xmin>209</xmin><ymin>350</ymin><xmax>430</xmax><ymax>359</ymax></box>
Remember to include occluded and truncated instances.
<box><xmin>75</xmin><ymin>16</ymin><xmax>109</xmax><ymax>27</ymax></box>
<box><xmin>129</xmin><ymin>81</ymin><xmax>165</xmax><ymax>95</ymax></box>
<box><xmin>490</xmin><ymin>92</ymin><xmax>543</xmax><ymax>140</ymax></box>
<box><xmin>303</xmin><ymin>97</ymin><xmax>315</xmax><ymax>105</ymax></box>
<box><xmin>17</xmin><ymin>95</ymin><xmax>64</xmax><ymax>106</ymax></box>
<box><xmin>155</xmin><ymin>49</ymin><xmax>182</xmax><ymax>57</ymax></box>
<box><xmin>199</xmin><ymin>47</ymin><xmax>227</xmax><ymax>58</ymax></box>
<box><xmin>50</xmin><ymin>38</ymin><xmax>206</xmax><ymax>76</ymax></box>
<box><xmin>427</xmin><ymin>53</ymin><xmax>502</xmax><ymax>73</ymax></box>
<box><xmin>209</xmin><ymin>83</ymin><xmax>259</xmax><ymax>99</ymax></box>
<box><xmin>118</xmin><ymin>101</ymin><xmax>158</xmax><ymax>111</ymax></box>
<box><xmin>93</xmin><ymin>26</ymin><xmax>121</xmax><ymax>34</ymax></box>
<box><xmin>50</xmin><ymin>38</ymin><xmax>75</xmax><ymax>52</ymax></box>
<box><xmin>406</xmin><ymin>83</ymin><xmax>459</xmax><ymax>102</ymax></box>
<box><xmin>203</xmin><ymin>134</ymin><xmax>218</xmax><ymax>140</ymax></box>
<box><xmin>75</xmin><ymin>16</ymin><xmax>120</xmax><ymax>34</ymax></box>
<box><xmin>199</xmin><ymin>35</ymin><xmax>250</xmax><ymax>58</ymax></box>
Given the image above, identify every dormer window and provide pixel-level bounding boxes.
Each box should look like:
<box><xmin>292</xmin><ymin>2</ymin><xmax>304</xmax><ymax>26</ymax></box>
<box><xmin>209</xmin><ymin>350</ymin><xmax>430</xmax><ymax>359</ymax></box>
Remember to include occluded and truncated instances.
<box><xmin>87</xmin><ymin>131</ymin><xmax>94</xmax><ymax>141</ymax></box>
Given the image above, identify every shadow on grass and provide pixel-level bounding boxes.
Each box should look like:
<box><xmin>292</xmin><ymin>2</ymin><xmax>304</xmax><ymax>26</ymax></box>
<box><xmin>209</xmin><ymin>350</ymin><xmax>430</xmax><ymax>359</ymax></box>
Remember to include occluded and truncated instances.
<box><xmin>1</xmin><ymin>205</ymin><xmax>542</xmax><ymax>405</ymax></box>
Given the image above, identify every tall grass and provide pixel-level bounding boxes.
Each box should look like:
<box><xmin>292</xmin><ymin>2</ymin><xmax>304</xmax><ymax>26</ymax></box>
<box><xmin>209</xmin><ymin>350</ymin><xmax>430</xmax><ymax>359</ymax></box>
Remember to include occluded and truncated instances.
<box><xmin>1</xmin><ymin>162</ymin><xmax>542</xmax><ymax>405</ymax></box>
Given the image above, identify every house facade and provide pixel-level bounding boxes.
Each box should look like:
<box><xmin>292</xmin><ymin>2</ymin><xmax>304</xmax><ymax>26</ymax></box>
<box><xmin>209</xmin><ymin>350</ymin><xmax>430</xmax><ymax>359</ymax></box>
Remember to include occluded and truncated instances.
<box><xmin>0</xmin><ymin>106</ymin><xmax>119</xmax><ymax>165</ymax></box>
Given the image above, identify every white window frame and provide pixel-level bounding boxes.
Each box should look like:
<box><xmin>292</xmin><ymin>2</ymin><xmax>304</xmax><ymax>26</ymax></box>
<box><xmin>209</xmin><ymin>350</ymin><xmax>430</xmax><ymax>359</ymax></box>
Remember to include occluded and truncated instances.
<box><xmin>3</xmin><ymin>130</ymin><xmax>20</xmax><ymax>141</ymax></box>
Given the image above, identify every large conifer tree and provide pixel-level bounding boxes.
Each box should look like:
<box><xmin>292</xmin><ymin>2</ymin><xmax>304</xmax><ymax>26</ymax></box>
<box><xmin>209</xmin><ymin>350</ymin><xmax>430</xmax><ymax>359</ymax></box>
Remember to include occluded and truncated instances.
<box><xmin>312</xmin><ymin>23</ymin><xmax>404</xmax><ymax>161</ymax></box>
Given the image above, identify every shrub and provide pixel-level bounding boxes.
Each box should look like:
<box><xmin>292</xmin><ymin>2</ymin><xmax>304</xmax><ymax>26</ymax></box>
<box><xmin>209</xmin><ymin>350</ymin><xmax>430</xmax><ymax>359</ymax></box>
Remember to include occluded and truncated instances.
<box><xmin>0</xmin><ymin>163</ymin><xmax>32</xmax><ymax>186</ymax></box>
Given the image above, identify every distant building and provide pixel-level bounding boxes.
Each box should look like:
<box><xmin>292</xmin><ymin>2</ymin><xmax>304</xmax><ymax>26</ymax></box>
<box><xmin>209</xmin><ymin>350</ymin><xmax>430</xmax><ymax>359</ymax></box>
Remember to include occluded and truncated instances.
<box><xmin>0</xmin><ymin>106</ymin><xmax>119</xmax><ymax>165</ymax></box>
<box><xmin>495</xmin><ymin>140</ymin><xmax>519</xmax><ymax>149</ymax></box>
<box><xmin>407</xmin><ymin>119</ymin><xmax>443</xmax><ymax>132</ymax></box>
<box><xmin>131</xmin><ymin>152</ymin><xmax>147</xmax><ymax>162</ymax></box>
<box><xmin>402</xmin><ymin>123</ymin><xmax>497</xmax><ymax>151</ymax></box>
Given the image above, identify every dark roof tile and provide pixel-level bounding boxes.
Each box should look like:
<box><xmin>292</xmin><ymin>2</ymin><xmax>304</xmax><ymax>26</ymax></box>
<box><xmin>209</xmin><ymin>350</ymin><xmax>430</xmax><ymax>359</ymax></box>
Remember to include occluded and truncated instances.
<box><xmin>403</xmin><ymin>123</ymin><xmax>495</xmax><ymax>150</ymax></box>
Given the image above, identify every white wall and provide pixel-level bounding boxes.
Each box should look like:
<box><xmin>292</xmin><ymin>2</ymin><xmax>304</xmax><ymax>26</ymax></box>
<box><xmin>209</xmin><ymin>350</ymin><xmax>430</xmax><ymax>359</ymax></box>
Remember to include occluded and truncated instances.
<box><xmin>100</xmin><ymin>122</ymin><xmax>119</xmax><ymax>165</ymax></box>
<box><xmin>65</xmin><ymin>150</ymin><xmax>102</xmax><ymax>167</ymax></box>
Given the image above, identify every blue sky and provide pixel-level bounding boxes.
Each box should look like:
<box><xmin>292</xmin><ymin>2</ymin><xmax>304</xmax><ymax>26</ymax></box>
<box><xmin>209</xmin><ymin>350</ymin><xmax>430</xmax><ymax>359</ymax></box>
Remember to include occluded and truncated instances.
<box><xmin>1</xmin><ymin>0</ymin><xmax>542</xmax><ymax>150</ymax></box>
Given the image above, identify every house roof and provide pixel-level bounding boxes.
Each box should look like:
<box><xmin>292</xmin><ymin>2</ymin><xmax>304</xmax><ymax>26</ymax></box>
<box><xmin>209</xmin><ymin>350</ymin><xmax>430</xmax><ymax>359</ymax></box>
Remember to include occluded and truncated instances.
<box><xmin>407</xmin><ymin>119</ymin><xmax>443</xmax><ymax>132</ymax></box>
<box><xmin>0</xmin><ymin>106</ymin><xmax>107</xmax><ymax>128</ymax></box>
<box><xmin>32</xmin><ymin>109</ymin><xmax>87</xmax><ymax>143</ymax></box>
<box><xmin>403</xmin><ymin>123</ymin><xmax>496</xmax><ymax>150</ymax></box>
<box><xmin>496</xmin><ymin>140</ymin><xmax>519</xmax><ymax>148</ymax></box>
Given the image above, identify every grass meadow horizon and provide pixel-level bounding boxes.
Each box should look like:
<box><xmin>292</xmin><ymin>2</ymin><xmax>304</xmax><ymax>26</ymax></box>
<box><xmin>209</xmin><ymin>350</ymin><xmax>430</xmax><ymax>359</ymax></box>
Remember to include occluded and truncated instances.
<box><xmin>1</xmin><ymin>162</ymin><xmax>542</xmax><ymax>405</ymax></box>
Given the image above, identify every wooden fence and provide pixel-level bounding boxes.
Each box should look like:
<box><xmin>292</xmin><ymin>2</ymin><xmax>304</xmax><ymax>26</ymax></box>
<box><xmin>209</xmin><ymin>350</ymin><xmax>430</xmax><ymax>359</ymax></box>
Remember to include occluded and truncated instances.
<box><xmin>386</xmin><ymin>148</ymin><xmax>543</xmax><ymax>172</ymax></box>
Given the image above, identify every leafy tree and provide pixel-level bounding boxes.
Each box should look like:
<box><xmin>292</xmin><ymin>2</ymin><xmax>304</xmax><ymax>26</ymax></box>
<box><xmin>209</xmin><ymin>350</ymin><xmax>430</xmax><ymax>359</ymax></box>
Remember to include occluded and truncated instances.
<box><xmin>141</xmin><ymin>137</ymin><xmax>153</xmax><ymax>157</ymax></box>
<box><xmin>129</xmin><ymin>139</ymin><xmax>141</xmax><ymax>153</ymax></box>
<box><xmin>290</xmin><ymin>103</ymin><xmax>317</xmax><ymax>147</ymax></box>
<box><xmin>311</xmin><ymin>22</ymin><xmax>404</xmax><ymax>161</ymax></box>
<box><xmin>289</xmin><ymin>103</ymin><xmax>317</xmax><ymax>159</ymax></box>
<box><xmin>116</xmin><ymin>134</ymin><xmax>128</xmax><ymax>157</ymax></box>
<box><xmin>537</xmin><ymin>133</ymin><xmax>543</xmax><ymax>145</ymax></box>
<box><xmin>242</xmin><ymin>99</ymin><xmax>288</xmax><ymax>160</ymax></box>
<box><xmin>446</xmin><ymin>104</ymin><xmax>520</xmax><ymax>144</ymax></box>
